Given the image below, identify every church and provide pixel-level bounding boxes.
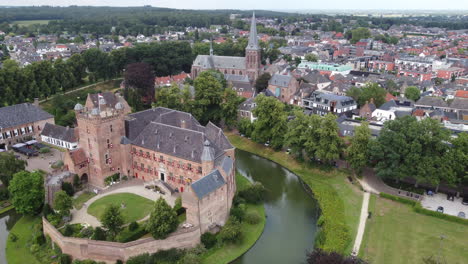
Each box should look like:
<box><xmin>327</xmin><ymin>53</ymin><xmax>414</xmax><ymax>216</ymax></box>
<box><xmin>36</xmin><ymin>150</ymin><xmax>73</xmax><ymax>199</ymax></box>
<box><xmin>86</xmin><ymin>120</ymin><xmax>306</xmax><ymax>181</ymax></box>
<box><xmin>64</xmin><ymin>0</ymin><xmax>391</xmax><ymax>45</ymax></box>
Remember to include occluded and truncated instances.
<box><xmin>191</xmin><ymin>13</ymin><xmax>262</xmax><ymax>82</ymax></box>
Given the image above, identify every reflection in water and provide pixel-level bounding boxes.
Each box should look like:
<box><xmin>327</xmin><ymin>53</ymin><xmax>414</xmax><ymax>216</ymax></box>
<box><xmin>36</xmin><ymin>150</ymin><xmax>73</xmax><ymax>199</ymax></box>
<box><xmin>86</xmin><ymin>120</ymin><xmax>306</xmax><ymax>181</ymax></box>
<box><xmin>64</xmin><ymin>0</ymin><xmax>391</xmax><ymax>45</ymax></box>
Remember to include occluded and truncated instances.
<box><xmin>233</xmin><ymin>150</ymin><xmax>319</xmax><ymax>264</ymax></box>
<box><xmin>0</xmin><ymin>210</ymin><xmax>20</xmax><ymax>264</ymax></box>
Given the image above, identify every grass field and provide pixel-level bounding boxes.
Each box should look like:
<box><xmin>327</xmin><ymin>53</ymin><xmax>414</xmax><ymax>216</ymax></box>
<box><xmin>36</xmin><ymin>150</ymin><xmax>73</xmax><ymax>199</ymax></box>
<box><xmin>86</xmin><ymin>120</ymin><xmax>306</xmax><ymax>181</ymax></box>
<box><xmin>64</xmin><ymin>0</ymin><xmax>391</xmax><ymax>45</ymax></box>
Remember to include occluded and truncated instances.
<box><xmin>227</xmin><ymin>133</ymin><xmax>362</xmax><ymax>254</ymax></box>
<box><xmin>359</xmin><ymin>195</ymin><xmax>468</xmax><ymax>264</ymax></box>
<box><xmin>87</xmin><ymin>193</ymin><xmax>154</xmax><ymax>224</ymax></box>
<box><xmin>6</xmin><ymin>216</ymin><xmax>41</xmax><ymax>264</ymax></box>
<box><xmin>12</xmin><ymin>20</ymin><xmax>51</xmax><ymax>26</ymax></box>
<box><xmin>201</xmin><ymin>172</ymin><xmax>266</xmax><ymax>264</ymax></box>
<box><xmin>73</xmin><ymin>191</ymin><xmax>97</xmax><ymax>210</ymax></box>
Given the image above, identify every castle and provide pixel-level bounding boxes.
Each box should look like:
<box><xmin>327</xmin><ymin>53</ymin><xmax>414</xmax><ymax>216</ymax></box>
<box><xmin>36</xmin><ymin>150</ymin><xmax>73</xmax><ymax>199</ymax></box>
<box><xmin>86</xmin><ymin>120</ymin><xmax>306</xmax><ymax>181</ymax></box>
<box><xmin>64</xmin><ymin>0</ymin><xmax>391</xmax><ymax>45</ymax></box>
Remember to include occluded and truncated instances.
<box><xmin>191</xmin><ymin>13</ymin><xmax>262</xmax><ymax>81</ymax></box>
<box><xmin>63</xmin><ymin>92</ymin><xmax>236</xmax><ymax>234</ymax></box>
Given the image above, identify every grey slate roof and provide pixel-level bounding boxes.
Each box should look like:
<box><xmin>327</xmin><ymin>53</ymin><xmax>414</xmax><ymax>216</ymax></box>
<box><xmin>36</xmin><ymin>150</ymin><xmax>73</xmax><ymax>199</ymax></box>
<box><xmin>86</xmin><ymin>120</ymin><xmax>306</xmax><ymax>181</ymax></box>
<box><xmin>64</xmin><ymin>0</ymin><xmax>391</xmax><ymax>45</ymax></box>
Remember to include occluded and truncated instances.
<box><xmin>193</xmin><ymin>55</ymin><xmax>246</xmax><ymax>70</ymax></box>
<box><xmin>191</xmin><ymin>169</ymin><xmax>226</xmax><ymax>199</ymax></box>
<box><xmin>449</xmin><ymin>98</ymin><xmax>468</xmax><ymax>110</ymax></box>
<box><xmin>0</xmin><ymin>103</ymin><xmax>53</xmax><ymax>129</ymax></box>
<box><xmin>89</xmin><ymin>92</ymin><xmax>120</xmax><ymax>108</ymax></box>
<box><xmin>40</xmin><ymin>123</ymin><xmax>77</xmax><ymax>142</ymax></box>
<box><xmin>126</xmin><ymin>107</ymin><xmax>232</xmax><ymax>163</ymax></box>
<box><xmin>415</xmin><ymin>97</ymin><xmax>448</xmax><ymax>108</ymax></box>
<box><xmin>269</xmin><ymin>74</ymin><xmax>293</xmax><ymax>87</ymax></box>
<box><xmin>221</xmin><ymin>156</ymin><xmax>233</xmax><ymax>175</ymax></box>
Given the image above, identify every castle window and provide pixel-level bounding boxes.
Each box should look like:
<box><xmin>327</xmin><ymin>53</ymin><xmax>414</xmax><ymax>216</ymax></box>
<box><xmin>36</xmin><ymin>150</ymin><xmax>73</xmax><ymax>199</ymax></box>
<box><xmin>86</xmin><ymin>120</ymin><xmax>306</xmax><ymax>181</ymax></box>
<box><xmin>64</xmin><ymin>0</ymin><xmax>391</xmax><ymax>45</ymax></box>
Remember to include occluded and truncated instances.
<box><xmin>232</xmin><ymin>70</ymin><xmax>235</xmax><ymax>74</ymax></box>
<box><xmin>146</xmin><ymin>151</ymin><xmax>150</xmax><ymax>157</ymax></box>
<box><xmin>139</xmin><ymin>150</ymin><xmax>143</xmax><ymax>156</ymax></box>
<box><xmin>110</xmin><ymin>125</ymin><xmax>113</xmax><ymax>132</ymax></box>
<box><xmin>141</xmin><ymin>163</ymin><xmax>144</xmax><ymax>169</ymax></box>
<box><xmin>105</xmin><ymin>154</ymin><xmax>109</xmax><ymax>164</ymax></box>
<box><xmin>159</xmin><ymin>155</ymin><xmax>164</xmax><ymax>161</ymax></box>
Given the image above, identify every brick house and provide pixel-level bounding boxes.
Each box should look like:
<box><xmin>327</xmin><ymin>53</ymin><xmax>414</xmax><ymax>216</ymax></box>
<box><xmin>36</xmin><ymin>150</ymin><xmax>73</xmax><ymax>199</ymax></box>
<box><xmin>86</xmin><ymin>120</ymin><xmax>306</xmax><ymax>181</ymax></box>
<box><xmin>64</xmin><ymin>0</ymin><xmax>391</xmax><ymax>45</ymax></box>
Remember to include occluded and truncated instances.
<box><xmin>0</xmin><ymin>100</ymin><xmax>54</xmax><ymax>150</ymax></box>
<box><xmin>267</xmin><ymin>74</ymin><xmax>300</xmax><ymax>104</ymax></box>
<box><xmin>437</xmin><ymin>67</ymin><xmax>465</xmax><ymax>80</ymax></box>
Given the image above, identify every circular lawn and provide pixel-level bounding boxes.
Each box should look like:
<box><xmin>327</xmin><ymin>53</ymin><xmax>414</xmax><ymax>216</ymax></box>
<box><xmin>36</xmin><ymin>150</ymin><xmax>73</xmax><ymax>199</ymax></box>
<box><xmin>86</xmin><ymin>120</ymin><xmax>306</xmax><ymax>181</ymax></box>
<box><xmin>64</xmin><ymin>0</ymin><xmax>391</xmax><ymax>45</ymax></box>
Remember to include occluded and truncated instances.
<box><xmin>87</xmin><ymin>193</ymin><xmax>154</xmax><ymax>224</ymax></box>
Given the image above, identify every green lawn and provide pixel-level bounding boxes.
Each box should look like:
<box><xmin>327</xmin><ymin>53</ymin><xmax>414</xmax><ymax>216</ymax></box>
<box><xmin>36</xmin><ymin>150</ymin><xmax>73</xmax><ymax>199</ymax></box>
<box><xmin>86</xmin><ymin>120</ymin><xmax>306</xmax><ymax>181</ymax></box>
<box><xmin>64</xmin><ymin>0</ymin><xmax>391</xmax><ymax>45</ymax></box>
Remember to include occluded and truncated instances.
<box><xmin>87</xmin><ymin>193</ymin><xmax>154</xmax><ymax>224</ymax></box>
<box><xmin>73</xmin><ymin>191</ymin><xmax>97</xmax><ymax>210</ymax></box>
<box><xmin>6</xmin><ymin>216</ymin><xmax>42</xmax><ymax>264</ymax></box>
<box><xmin>227</xmin><ymin>133</ymin><xmax>362</xmax><ymax>254</ymax></box>
<box><xmin>359</xmin><ymin>195</ymin><xmax>468</xmax><ymax>264</ymax></box>
<box><xmin>201</xmin><ymin>172</ymin><xmax>266</xmax><ymax>264</ymax></box>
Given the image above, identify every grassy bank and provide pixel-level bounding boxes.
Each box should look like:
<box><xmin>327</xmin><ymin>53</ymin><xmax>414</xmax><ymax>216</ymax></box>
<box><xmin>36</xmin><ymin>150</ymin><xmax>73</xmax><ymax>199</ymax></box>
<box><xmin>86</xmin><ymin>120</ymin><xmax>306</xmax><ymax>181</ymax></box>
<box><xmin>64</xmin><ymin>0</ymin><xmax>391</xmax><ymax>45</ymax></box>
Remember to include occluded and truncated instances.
<box><xmin>73</xmin><ymin>191</ymin><xmax>97</xmax><ymax>210</ymax></box>
<box><xmin>359</xmin><ymin>195</ymin><xmax>468</xmax><ymax>264</ymax></box>
<box><xmin>201</xmin><ymin>172</ymin><xmax>266</xmax><ymax>264</ymax></box>
<box><xmin>6</xmin><ymin>216</ymin><xmax>42</xmax><ymax>264</ymax></box>
<box><xmin>227</xmin><ymin>133</ymin><xmax>362</xmax><ymax>254</ymax></box>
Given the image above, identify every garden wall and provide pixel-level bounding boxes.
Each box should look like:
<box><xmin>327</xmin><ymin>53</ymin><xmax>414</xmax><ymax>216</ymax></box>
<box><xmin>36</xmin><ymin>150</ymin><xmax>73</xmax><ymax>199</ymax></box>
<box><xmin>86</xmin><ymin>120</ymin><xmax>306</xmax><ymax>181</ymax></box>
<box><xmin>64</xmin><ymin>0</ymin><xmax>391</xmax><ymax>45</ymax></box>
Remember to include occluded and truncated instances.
<box><xmin>43</xmin><ymin>218</ymin><xmax>201</xmax><ymax>263</ymax></box>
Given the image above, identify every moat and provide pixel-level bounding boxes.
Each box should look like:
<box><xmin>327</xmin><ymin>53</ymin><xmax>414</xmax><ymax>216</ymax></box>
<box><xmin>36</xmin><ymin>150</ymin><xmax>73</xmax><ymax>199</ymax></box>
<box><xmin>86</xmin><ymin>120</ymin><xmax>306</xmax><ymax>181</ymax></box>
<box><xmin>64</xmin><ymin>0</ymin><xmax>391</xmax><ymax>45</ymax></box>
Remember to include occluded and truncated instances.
<box><xmin>0</xmin><ymin>149</ymin><xmax>319</xmax><ymax>264</ymax></box>
<box><xmin>233</xmin><ymin>149</ymin><xmax>319</xmax><ymax>264</ymax></box>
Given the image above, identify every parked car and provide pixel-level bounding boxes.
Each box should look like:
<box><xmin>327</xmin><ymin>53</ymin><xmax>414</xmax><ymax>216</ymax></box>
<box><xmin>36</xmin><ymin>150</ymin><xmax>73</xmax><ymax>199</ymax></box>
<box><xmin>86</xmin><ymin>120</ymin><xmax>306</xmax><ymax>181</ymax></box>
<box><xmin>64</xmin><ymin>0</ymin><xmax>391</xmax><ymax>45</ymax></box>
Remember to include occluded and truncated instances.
<box><xmin>437</xmin><ymin>206</ymin><xmax>444</xmax><ymax>213</ymax></box>
<box><xmin>458</xmin><ymin>212</ymin><xmax>465</xmax><ymax>218</ymax></box>
<box><xmin>264</xmin><ymin>141</ymin><xmax>270</xmax><ymax>147</ymax></box>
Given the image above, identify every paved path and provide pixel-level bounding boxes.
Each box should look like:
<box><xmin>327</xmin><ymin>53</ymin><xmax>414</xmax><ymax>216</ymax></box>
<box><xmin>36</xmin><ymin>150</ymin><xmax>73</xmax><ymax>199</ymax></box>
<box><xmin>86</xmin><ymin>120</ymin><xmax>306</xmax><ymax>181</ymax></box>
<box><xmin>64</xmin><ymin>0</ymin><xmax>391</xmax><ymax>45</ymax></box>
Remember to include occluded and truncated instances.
<box><xmin>38</xmin><ymin>78</ymin><xmax>122</xmax><ymax>104</ymax></box>
<box><xmin>352</xmin><ymin>191</ymin><xmax>370</xmax><ymax>256</ymax></box>
<box><xmin>70</xmin><ymin>184</ymin><xmax>176</xmax><ymax>227</ymax></box>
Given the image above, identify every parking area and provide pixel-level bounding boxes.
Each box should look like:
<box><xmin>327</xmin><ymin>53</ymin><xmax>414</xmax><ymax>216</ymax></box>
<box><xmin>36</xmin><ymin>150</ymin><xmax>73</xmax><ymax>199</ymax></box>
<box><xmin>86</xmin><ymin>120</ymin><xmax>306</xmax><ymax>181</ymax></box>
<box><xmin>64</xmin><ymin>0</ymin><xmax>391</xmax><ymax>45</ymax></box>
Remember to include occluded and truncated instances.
<box><xmin>18</xmin><ymin>147</ymin><xmax>64</xmax><ymax>173</ymax></box>
<box><xmin>421</xmin><ymin>193</ymin><xmax>467</xmax><ymax>218</ymax></box>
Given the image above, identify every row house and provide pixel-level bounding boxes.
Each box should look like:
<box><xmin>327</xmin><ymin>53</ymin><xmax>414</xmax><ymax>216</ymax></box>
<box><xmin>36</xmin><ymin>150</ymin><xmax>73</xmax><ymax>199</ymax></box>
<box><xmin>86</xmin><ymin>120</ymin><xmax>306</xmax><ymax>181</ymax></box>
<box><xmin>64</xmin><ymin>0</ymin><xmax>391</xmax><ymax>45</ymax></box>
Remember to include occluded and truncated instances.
<box><xmin>302</xmin><ymin>91</ymin><xmax>357</xmax><ymax>116</ymax></box>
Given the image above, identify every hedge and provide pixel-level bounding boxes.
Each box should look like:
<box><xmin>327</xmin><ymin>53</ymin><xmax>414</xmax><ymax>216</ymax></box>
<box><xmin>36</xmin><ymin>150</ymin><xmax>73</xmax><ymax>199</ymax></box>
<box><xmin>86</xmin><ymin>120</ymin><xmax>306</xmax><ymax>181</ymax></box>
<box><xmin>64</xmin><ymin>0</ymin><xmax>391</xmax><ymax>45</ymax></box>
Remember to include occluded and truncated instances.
<box><xmin>117</xmin><ymin>224</ymin><xmax>148</xmax><ymax>243</ymax></box>
<box><xmin>379</xmin><ymin>193</ymin><xmax>468</xmax><ymax>226</ymax></box>
<box><xmin>379</xmin><ymin>193</ymin><xmax>417</xmax><ymax>206</ymax></box>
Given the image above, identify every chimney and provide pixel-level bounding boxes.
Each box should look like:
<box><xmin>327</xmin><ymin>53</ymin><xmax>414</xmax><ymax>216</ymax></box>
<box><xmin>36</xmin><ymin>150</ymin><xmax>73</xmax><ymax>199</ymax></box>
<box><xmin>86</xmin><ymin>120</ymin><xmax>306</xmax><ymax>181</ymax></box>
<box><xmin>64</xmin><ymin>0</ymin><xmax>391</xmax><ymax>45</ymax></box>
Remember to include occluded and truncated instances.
<box><xmin>181</xmin><ymin>120</ymin><xmax>187</xmax><ymax>129</ymax></box>
<box><xmin>33</xmin><ymin>98</ymin><xmax>39</xmax><ymax>107</ymax></box>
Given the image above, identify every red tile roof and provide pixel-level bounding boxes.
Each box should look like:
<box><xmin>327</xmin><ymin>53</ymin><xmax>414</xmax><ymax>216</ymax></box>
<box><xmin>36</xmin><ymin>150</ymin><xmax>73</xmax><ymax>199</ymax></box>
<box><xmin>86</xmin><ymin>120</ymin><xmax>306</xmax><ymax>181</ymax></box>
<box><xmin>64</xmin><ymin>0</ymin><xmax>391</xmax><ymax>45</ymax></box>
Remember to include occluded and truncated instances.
<box><xmin>455</xmin><ymin>90</ymin><xmax>468</xmax><ymax>98</ymax></box>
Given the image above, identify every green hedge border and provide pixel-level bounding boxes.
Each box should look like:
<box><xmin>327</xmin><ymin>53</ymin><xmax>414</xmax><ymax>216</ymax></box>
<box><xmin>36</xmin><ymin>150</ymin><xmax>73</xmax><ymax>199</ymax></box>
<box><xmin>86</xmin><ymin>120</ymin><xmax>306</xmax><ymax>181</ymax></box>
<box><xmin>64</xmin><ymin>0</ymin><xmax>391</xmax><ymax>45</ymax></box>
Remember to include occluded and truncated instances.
<box><xmin>379</xmin><ymin>193</ymin><xmax>468</xmax><ymax>226</ymax></box>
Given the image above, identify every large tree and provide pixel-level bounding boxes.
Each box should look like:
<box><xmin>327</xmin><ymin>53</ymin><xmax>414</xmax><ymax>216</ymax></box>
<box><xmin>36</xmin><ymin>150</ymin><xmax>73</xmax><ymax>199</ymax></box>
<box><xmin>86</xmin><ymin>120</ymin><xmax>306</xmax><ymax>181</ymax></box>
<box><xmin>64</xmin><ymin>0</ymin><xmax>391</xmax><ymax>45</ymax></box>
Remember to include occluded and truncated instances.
<box><xmin>370</xmin><ymin>116</ymin><xmax>451</xmax><ymax>186</ymax></box>
<box><xmin>303</xmin><ymin>114</ymin><xmax>322</xmax><ymax>159</ymax></box>
<box><xmin>221</xmin><ymin>87</ymin><xmax>245</xmax><ymax>128</ymax></box>
<box><xmin>285</xmin><ymin>110</ymin><xmax>310</xmax><ymax>157</ymax></box>
<box><xmin>307</xmin><ymin>248</ymin><xmax>368</xmax><ymax>264</ymax></box>
<box><xmin>347</xmin><ymin>83</ymin><xmax>387</xmax><ymax>107</ymax></box>
<box><xmin>192</xmin><ymin>70</ymin><xmax>225</xmax><ymax>124</ymax></box>
<box><xmin>101</xmin><ymin>204</ymin><xmax>124</xmax><ymax>239</ymax></box>
<box><xmin>350</xmin><ymin>27</ymin><xmax>371</xmax><ymax>44</ymax></box>
<box><xmin>0</xmin><ymin>152</ymin><xmax>26</xmax><ymax>187</ymax></box>
<box><xmin>254</xmin><ymin>73</ymin><xmax>271</xmax><ymax>93</ymax></box>
<box><xmin>404</xmin><ymin>86</ymin><xmax>421</xmax><ymax>101</ymax></box>
<box><xmin>252</xmin><ymin>94</ymin><xmax>288</xmax><ymax>150</ymax></box>
<box><xmin>124</xmin><ymin>62</ymin><xmax>155</xmax><ymax>106</ymax></box>
<box><xmin>53</xmin><ymin>190</ymin><xmax>73</xmax><ymax>218</ymax></box>
<box><xmin>146</xmin><ymin>198</ymin><xmax>178</xmax><ymax>239</ymax></box>
<box><xmin>346</xmin><ymin>122</ymin><xmax>372</xmax><ymax>175</ymax></box>
<box><xmin>9</xmin><ymin>171</ymin><xmax>44</xmax><ymax>215</ymax></box>
<box><xmin>315</xmin><ymin>113</ymin><xmax>344</xmax><ymax>163</ymax></box>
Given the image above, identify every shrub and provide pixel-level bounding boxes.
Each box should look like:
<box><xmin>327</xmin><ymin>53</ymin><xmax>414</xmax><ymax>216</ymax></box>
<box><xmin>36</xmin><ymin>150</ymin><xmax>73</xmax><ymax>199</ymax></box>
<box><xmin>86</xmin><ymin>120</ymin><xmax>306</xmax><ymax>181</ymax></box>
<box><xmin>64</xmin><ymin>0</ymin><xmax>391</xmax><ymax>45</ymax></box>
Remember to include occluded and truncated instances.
<box><xmin>61</xmin><ymin>182</ymin><xmax>75</xmax><ymax>196</ymax></box>
<box><xmin>60</xmin><ymin>254</ymin><xmax>72</xmax><ymax>264</ymax></box>
<box><xmin>63</xmin><ymin>224</ymin><xmax>74</xmax><ymax>236</ymax></box>
<box><xmin>146</xmin><ymin>198</ymin><xmax>178</xmax><ymax>239</ymax></box>
<box><xmin>232</xmin><ymin>195</ymin><xmax>246</xmax><ymax>206</ymax></box>
<box><xmin>80</xmin><ymin>227</ymin><xmax>94</xmax><ymax>238</ymax></box>
<box><xmin>51</xmin><ymin>160</ymin><xmax>64</xmax><ymax>169</ymax></box>
<box><xmin>34</xmin><ymin>233</ymin><xmax>46</xmax><ymax>245</ymax></box>
<box><xmin>180</xmin><ymin>253</ymin><xmax>200</xmax><ymax>264</ymax></box>
<box><xmin>30</xmin><ymin>244</ymin><xmax>40</xmax><ymax>253</ymax></box>
<box><xmin>73</xmin><ymin>174</ymin><xmax>80</xmax><ymax>188</ymax></box>
<box><xmin>92</xmin><ymin>227</ymin><xmax>106</xmax><ymax>240</ymax></box>
<box><xmin>0</xmin><ymin>188</ymin><xmax>9</xmax><ymax>200</ymax></box>
<box><xmin>244</xmin><ymin>211</ymin><xmax>261</xmax><ymax>225</ymax></box>
<box><xmin>218</xmin><ymin>219</ymin><xmax>242</xmax><ymax>244</ymax></box>
<box><xmin>115</xmin><ymin>260</ymin><xmax>124</xmax><ymax>264</ymax></box>
<box><xmin>42</xmin><ymin>203</ymin><xmax>54</xmax><ymax>217</ymax></box>
<box><xmin>9</xmin><ymin>233</ymin><xmax>18</xmax><ymax>242</ymax></box>
<box><xmin>116</xmin><ymin>226</ymin><xmax>147</xmax><ymax>243</ymax></box>
<box><xmin>413</xmin><ymin>204</ymin><xmax>468</xmax><ymax>226</ymax></box>
<box><xmin>48</xmin><ymin>213</ymin><xmax>62</xmax><ymax>227</ymax></box>
<box><xmin>238</xmin><ymin>182</ymin><xmax>266</xmax><ymax>204</ymax></box>
<box><xmin>121</xmin><ymin>175</ymin><xmax>128</xmax><ymax>181</ymax></box>
<box><xmin>201</xmin><ymin>232</ymin><xmax>217</xmax><ymax>249</ymax></box>
<box><xmin>39</xmin><ymin>147</ymin><xmax>51</xmax><ymax>154</ymax></box>
<box><xmin>379</xmin><ymin>193</ymin><xmax>417</xmax><ymax>206</ymax></box>
<box><xmin>129</xmin><ymin>221</ymin><xmax>139</xmax><ymax>231</ymax></box>
<box><xmin>230</xmin><ymin>204</ymin><xmax>246</xmax><ymax>222</ymax></box>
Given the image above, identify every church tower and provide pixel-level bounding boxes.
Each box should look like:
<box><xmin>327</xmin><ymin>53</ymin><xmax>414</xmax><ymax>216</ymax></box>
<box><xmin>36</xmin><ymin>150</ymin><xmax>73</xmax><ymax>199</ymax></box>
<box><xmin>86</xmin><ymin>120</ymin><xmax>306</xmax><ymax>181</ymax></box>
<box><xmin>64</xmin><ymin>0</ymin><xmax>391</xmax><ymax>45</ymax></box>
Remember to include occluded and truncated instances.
<box><xmin>246</xmin><ymin>12</ymin><xmax>261</xmax><ymax>81</ymax></box>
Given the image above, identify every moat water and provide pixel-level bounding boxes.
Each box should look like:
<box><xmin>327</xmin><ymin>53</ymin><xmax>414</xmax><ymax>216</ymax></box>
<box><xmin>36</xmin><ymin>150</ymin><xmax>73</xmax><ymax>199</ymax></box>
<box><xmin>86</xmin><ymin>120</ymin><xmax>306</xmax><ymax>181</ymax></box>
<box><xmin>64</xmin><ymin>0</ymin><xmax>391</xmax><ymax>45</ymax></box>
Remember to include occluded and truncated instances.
<box><xmin>232</xmin><ymin>149</ymin><xmax>319</xmax><ymax>264</ymax></box>
<box><xmin>0</xmin><ymin>210</ymin><xmax>21</xmax><ymax>264</ymax></box>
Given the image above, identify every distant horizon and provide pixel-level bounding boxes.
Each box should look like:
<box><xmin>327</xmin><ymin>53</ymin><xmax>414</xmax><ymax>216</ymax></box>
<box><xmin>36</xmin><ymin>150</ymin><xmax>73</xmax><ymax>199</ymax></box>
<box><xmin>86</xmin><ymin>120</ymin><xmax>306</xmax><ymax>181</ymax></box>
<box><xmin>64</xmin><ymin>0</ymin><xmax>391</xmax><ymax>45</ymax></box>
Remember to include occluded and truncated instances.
<box><xmin>1</xmin><ymin>0</ymin><xmax>467</xmax><ymax>12</ymax></box>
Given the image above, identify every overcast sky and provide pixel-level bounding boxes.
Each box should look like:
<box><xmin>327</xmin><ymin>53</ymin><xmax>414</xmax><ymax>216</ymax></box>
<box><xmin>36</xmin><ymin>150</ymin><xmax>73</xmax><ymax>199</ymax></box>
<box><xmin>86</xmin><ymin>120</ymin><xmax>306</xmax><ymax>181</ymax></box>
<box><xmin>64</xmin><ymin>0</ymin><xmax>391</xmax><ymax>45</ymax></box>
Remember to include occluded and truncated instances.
<box><xmin>4</xmin><ymin>0</ymin><xmax>468</xmax><ymax>10</ymax></box>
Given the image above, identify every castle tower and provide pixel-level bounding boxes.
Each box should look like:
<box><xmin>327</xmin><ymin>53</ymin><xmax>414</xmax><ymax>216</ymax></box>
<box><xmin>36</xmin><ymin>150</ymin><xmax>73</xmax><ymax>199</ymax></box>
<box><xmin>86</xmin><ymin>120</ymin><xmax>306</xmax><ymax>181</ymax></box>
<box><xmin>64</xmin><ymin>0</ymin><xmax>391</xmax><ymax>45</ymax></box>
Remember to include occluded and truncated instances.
<box><xmin>246</xmin><ymin>12</ymin><xmax>261</xmax><ymax>81</ymax></box>
<box><xmin>74</xmin><ymin>94</ymin><xmax>126</xmax><ymax>187</ymax></box>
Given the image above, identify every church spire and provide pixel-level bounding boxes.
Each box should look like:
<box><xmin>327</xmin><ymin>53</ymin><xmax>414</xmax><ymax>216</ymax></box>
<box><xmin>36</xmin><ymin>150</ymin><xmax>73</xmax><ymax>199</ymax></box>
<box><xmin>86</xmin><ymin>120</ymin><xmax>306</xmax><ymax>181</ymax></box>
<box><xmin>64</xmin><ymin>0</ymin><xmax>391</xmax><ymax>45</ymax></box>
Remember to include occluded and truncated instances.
<box><xmin>247</xmin><ymin>12</ymin><xmax>259</xmax><ymax>50</ymax></box>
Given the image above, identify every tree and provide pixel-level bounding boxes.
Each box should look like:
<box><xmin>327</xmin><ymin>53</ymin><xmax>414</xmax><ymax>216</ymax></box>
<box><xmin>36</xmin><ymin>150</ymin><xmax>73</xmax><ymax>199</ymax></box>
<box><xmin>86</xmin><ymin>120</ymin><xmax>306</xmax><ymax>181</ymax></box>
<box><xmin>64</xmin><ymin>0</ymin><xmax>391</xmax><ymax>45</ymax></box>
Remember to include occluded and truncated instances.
<box><xmin>348</xmin><ymin>83</ymin><xmax>387</xmax><ymax>107</ymax></box>
<box><xmin>385</xmin><ymin>80</ymin><xmax>398</xmax><ymax>92</ymax></box>
<box><xmin>285</xmin><ymin>110</ymin><xmax>309</xmax><ymax>157</ymax></box>
<box><xmin>444</xmin><ymin>132</ymin><xmax>468</xmax><ymax>186</ymax></box>
<box><xmin>306</xmin><ymin>248</ymin><xmax>368</xmax><ymax>264</ymax></box>
<box><xmin>303</xmin><ymin>114</ymin><xmax>322</xmax><ymax>159</ymax></box>
<box><xmin>101</xmin><ymin>205</ymin><xmax>124</xmax><ymax>239</ymax></box>
<box><xmin>53</xmin><ymin>190</ymin><xmax>73</xmax><ymax>217</ymax></box>
<box><xmin>9</xmin><ymin>171</ymin><xmax>44</xmax><ymax>215</ymax></box>
<box><xmin>305</xmin><ymin>53</ymin><xmax>318</xmax><ymax>62</ymax></box>
<box><xmin>124</xmin><ymin>62</ymin><xmax>155</xmax><ymax>107</ymax></box>
<box><xmin>192</xmin><ymin>70</ymin><xmax>224</xmax><ymax>124</ymax></box>
<box><xmin>221</xmin><ymin>88</ymin><xmax>245</xmax><ymax>128</ymax></box>
<box><xmin>315</xmin><ymin>113</ymin><xmax>344</xmax><ymax>163</ymax></box>
<box><xmin>252</xmin><ymin>94</ymin><xmax>287</xmax><ymax>150</ymax></box>
<box><xmin>370</xmin><ymin>117</ymin><xmax>450</xmax><ymax>186</ymax></box>
<box><xmin>254</xmin><ymin>73</ymin><xmax>271</xmax><ymax>93</ymax></box>
<box><xmin>146</xmin><ymin>198</ymin><xmax>178</xmax><ymax>239</ymax></box>
<box><xmin>350</xmin><ymin>27</ymin><xmax>371</xmax><ymax>44</ymax></box>
<box><xmin>404</xmin><ymin>86</ymin><xmax>421</xmax><ymax>101</ymax></box>
<box><xmin>0</xmin><ymin>152</ymin><xmax>26</xmax><ymax>187</ymax></box>
<box><xmin>346</xmin><ymin>122</ymin><xmax>372</xmax><ymax>174</ymax></box>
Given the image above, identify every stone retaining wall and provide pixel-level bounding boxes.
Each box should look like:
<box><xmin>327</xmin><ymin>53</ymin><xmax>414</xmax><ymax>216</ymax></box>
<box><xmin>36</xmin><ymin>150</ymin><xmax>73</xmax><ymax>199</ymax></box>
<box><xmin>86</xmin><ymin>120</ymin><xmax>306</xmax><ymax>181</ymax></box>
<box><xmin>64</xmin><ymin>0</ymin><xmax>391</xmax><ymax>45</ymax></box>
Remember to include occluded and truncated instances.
<box><xmin>43</xmin><ymin>218</ymin><xmax>201</xmax><ymax>263</ymax></box>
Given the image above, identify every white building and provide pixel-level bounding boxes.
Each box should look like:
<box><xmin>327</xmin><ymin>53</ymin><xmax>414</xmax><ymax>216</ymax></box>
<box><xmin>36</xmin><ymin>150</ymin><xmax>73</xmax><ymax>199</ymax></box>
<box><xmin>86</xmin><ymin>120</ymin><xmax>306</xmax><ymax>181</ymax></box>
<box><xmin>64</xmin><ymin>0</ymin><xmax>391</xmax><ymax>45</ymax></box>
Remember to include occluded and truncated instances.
<box><xmin>40</xmin><ymin>123</ymin><xmax>78</xmax><ymax>150</ymax></box>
